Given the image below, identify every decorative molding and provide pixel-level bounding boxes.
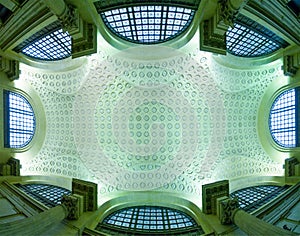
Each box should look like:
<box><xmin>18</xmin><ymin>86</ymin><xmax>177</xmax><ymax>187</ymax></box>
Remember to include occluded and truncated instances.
<box><xmin>283</xmin><ymin>52</ymin><xmax>300</xmax><ymax>77</ymax></box>
<box><xmin>217</xmin><ymin>197</ymin><xmax>239</xmax><ymax>224</ymax></box>
<box><xmin>0</xmin><ymin>157</ymin><xmax>21</xmax><ymax>176</ymax></box>
<box><xmin>285</xmin><ymin>157</ymin><xmax>299</xmax><ymax>177</ymax></box>
<box><xmin>71</xmin><ymin>19</ymin><xmax>97</xmax><ymax>59</ymax></box>
<box><xmin>202</xmin><ymin>180</ymin><xmax>229</xmax><ymax>214</ymax></box>
<box><xmin>200</xmin><ymin>17</ymin><xmax>227</xmax><ymax>55</ymax></box>
<box><xmin>218</xmin><ymin>0</ymin><xmax>239</xmax><ymax>27</ymax></box>
<box><xmin>0</xmin><ymin>56</ymin><xmax>19</xmax><ymax>80</ymax></box>
<box><xmin>200</xmin><ymin>0</ymin><xmax>248</xmax><ymax>54</ymax></box>
<box><xmin>72</xmin><ymin>178</ymin><xmax>98</xmax><ymax>212</ymax></box>
<box><xmin>245</xmin><ymin>0</ymin><xmax>300</xmax><ymax>45</ymax></box>
<box><xmin>0</xmin><ymin>1</ymin><xmax>52</xmax><ymax>51</ymax></box>
<box><xmin>57</xmin><ymin>5</ymin><xmax>97</xmax><ymax>58</ymax></box>
<box><xmin>43</xmin><ymin>1</ymin><xmax>97</xmax><ymax>58</ymax></box>
<box><xmin>61</xmin><ymin>194</ymin><xmax>83</xmax><ymax>220</ymax></box>
<box><xmin>94</xmin><ymin>0</ymin><xmax>202</xmax><ymax>12</ymax></box>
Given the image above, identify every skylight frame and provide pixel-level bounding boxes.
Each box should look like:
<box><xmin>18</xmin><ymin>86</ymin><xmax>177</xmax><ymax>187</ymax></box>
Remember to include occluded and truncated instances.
<box><xmin>97</xmin><ymin>205</ymin><xmax>202</xmax><ymax>234</ymax></box>
<box><xmin>99</xmin><ymin>5</ymin><xmax>196</xmax><ymax>44</ymax></box>
<box><xmin>4</xmin><ymin>90</ymin><xmax>36</xmax><ymax>149</ymax></box>
<box><xmin>13</xmin><ymin>21</ymin><xmax>72</xmax><ymax>61</ymax></box>
<box><xmin>269</xmin><ymin>88</ymin><xmax>298</xmax><ymax>148</ymax></box>
<box><xmin>226</xmin><ymin>14</ymin><xmax>289</xmax><ymax>57</ymax></box>
<box><xmin>16</xmin><ymin>183</ymin><xmax>71</xmax><ymax>208</ymax></box>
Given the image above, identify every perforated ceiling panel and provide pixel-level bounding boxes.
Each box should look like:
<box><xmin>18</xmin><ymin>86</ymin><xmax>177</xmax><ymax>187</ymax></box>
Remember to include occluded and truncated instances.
<box><xmin>19</xmin><ymin>42</ymin><xmax>284</xmax><ymax>198</ymax></box>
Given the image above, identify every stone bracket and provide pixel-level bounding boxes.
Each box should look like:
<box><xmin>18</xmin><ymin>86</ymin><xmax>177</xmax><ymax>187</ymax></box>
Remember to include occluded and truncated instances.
<box><xmin>283</xmin><ymin>52</ymin><xmax>300</xmax><ymax>77</ymax></box>
<box><xmin>0</xmin><ymin>56</ymin><xmax>19</xmax><ymax>80</ymax></box>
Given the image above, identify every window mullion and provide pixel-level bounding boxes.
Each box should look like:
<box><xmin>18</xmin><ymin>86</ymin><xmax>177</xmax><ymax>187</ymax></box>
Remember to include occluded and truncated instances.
<box><xmin>295</xmin><ymin>88</ymin><xmax>300</xmax><ymax>147</ymax></box>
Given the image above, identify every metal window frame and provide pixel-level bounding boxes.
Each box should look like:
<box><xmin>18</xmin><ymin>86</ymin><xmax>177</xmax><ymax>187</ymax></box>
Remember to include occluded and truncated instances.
<box><xmin>98</xmin><ymin>205</ymin><xmax>201</xmax><ymax>234</ymax></box>
<box><xmin>269</xmin><ymin>88</ymin><xmax>299</xmax><ymax>148</ymax></box>
<box><xmin>99</xmin><ymin>5</ymin><xmax>195</xmax><ymax>44</ymax></box>
<box><xmin>13</xmin><ymin>21</ymin><xmax>72</xmax><ymax>61</ymax></box>
<box><xmin>16</xmin><ymin>183</ymin><xmax>71</xmax><ymax>208</ymax></box>
<box><xmin>3</xmin><ymin>90</ymin><xmax>36</xmax><ymax>148</ymax></box>
<box><xmin>226</xmin><ymin>14</ymin><xmax>289</xmax><ymax>57</ymax></box>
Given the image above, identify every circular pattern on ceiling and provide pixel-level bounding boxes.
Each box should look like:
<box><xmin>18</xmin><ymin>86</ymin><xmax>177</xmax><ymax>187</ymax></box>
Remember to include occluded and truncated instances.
<box><xmin>73</xmin><ymin>46</ymin><xmax>226</xmax><ymax>190</ymax></box>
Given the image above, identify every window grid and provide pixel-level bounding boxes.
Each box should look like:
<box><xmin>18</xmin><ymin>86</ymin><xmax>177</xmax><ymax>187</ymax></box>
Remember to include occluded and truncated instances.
<box><xmin>226</xmin><ymin>15</ymin><xmax>289</xmax><ymax>57</ymax></box>
<box><xmin>269</xmin><ymin>89</ymin><xmax>296</xmax><ymax>147</ymax></box>
<box><xmin>230</xmin><ymin>185</ymin><xmax>289</xmax><ymax>213</ymax></box>
<box><xmin>20</xmin><ymin>29</ymin><xmax>71</xmax><ymax>61</ymax></box>
<box><xmin>4</xmin><ymin>91</ymin><xmax>36</xmax><ymax>148</ymax></box>
<box><xmin>100</xmin><ymin>5</ymin><xmax>195</xmax><ymax>44</ymax></box>
<box><xmin>16</xmin><ymin>184</ymin><xmax>71</xmax><ymax>208</ymax></box>
<box><xmin>98</xmin><ymin>206</ymin><xmax>201</xmax><ymax>233</ymax></box>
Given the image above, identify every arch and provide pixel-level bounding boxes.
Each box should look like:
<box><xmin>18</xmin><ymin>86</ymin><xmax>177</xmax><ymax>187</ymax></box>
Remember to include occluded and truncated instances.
<box><xmin>4</xmin><ymin>90</ymin><xmax>36</xmax><ymax>148</ymax></box>
<box><xmin>98</xmin><ymin>205</ymin><xmax>201</xmax><ymax>234</ymax></box>
<box><xmin>269</xmin><ymin>88</ymin><xmax>297</xmax><ymax>148</ymax></box>
<box><xmin>99</xmin><ymin>5</ymin><xmax>195</xmax><ymax>44</ymax></box>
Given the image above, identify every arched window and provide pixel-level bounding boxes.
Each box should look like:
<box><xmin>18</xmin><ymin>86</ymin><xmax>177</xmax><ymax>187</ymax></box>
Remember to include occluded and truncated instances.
<box><xmin>4</xmin><ymin>90</ymin><xmax>36</xmax><ymax>148</ymax></box>
<box><xmin>269</xmin><ymin>88</ymin><xmax>298</xmax><ymax>147</ymax></box>
<box><xmin>96</xmin><ymin>206</ymin><xmax>203</xmax><ymax>234</ymax></box>
<box><xmin>96</xmin><ymin>4</ymin><xmax>195</xmax><ymax>44</ymax></box>
<box><xmin>13</xmin><ymin>21</ymin><xmax>71</xmax><ymax>61</ymax></box>
<box><xmin>230</xmin><ymin>185</ymin><xmax>289</xmax><ymax>213</ymax></box>
<box><xmin>16</xmin><ymin>184</ymin><xmax>71</xmax><ymax>208</ymax></box>
<box><xmin>226</xmin><ymin>14</ymin><xmax>289</xmax><ymax>57</ymax></box>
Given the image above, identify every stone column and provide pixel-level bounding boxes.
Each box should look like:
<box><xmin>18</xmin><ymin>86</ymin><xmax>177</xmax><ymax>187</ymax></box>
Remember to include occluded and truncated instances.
<box><xmin>232</xmin><ymin>209</ymin><xmax>297</xmax><ymax>236</ymax></box>
<box><xmin>0</xmin><ymin>205</ymin><xmax>68</xmax><ymax>236</ymax></box>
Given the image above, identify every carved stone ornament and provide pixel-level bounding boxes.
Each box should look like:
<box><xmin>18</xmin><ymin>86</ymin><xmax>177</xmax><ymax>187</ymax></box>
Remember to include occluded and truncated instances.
<box><xmin>0</xmin><ymin>56</ymin><xmax>19</xmax><ymax>80</ymax></box>
<box><xmin>218</xmin><ymin>197</ymin><xmax>239</xmax><ymax>224</ymax></box>
<box><xmin>58</xmin><ymin>4</ymin><xmax>78</xmax><ymax>33</ymax></box>
<box><xmin>61</xmin><ymin>194</ymin><xmax>83</xmax><ymax>220</ymax></box>
<box><xmin>218</xmin><ymin>0</ymin><xmax>238</xmax><ymax>27</ymax></box>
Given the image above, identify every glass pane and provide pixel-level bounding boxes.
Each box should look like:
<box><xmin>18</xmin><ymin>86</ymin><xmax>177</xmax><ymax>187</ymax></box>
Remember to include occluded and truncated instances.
<box><xmin>226</xmin><ymin>15</ymin><xmax>288</xmax><ymax>57</ymax></box>
<box><xmin>99</xmin><ymin>206</ymin><xmax>198</xmax><ymax>232</ymax></box>
<box><xmin>21</xmin><ymin>29</ymin><xmax>71</xmax><ymax>61</ymax></box>
<box><xmin>269</xmin><ymin>89</ymin><xmax>296</xmax><ymax>147</ymax></box>
<box><xmin>100</xmin><ymin>5</ymin><xmax>195</xmax><ymax>44</ymax></box>
<box><xmin>5</xmin><ymin>91</ymin><xmax>36</xmax><ymax>148</ymax></box>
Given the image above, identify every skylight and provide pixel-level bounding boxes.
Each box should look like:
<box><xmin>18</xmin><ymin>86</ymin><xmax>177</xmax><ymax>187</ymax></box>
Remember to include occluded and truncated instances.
<box><xmin>269</xmin><ymin>88</ymin><xmax>296</xmax><ymax>147</ymax></box>
<box><xmin>97</xmin><ymin>206</ymin><xmax>201</xmax><ymax>233</ymax></box>
<box><xmin>4</xmin><ymin>90</ymin><xmax>36</xmax><ymax>148</ymax></box>
<box><xmin>99</xmin><ymin>5</ymin><xmax>195</xmax><ymax>44</ymax></box>
<box><xmin>226</xmin><ymin>15</ymin><xmax>289</xmax><ymax>57</ymax></box>
<box><xmin>20</xmin><ymin>29</ymin><xmax>72</xmax><ymax>61</ymax></box>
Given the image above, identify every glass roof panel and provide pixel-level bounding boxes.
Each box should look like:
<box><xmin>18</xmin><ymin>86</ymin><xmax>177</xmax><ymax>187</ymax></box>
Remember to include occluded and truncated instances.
<box><xmin>226</xmin><ymin>14</ymin><xmax>289</xmax><ymax>57</ymax></box>
<box><xmin>100</xmin><ymin>5</ymin><xmax>195</xmax><ymax>44</ymax></box>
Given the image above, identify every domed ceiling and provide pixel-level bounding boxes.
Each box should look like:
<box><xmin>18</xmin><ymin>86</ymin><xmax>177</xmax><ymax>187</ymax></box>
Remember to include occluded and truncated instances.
<box><xmin>18</xmin><ymin>36</ymin><xmax>285</xmax><ymax>202</ymax></box>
